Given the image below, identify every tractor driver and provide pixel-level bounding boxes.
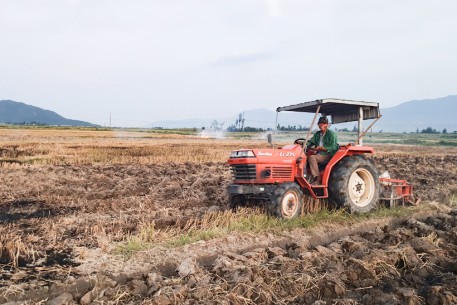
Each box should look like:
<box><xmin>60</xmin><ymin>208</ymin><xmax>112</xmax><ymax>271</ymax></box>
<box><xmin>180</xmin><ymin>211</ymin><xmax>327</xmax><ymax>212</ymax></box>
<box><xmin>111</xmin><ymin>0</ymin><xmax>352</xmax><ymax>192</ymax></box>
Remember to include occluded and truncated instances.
<box><xmin>306</xmin><ymin>116</ymin><xmax>339</xmax><ymax>185</ymax></box>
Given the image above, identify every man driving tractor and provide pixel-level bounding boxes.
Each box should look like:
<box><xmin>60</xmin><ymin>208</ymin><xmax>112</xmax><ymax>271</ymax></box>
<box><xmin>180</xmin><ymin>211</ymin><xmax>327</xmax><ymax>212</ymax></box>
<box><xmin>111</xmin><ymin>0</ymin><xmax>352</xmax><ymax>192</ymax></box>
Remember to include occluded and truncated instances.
<box><xmin>306</xmin><ymin>116</ymin><xmax>339</xmax><ymax>185</ymax></box>
<box><xmin>228</xmin><ymin>99</ymin><xmax>416</xmax><ymax>218</ymax></box>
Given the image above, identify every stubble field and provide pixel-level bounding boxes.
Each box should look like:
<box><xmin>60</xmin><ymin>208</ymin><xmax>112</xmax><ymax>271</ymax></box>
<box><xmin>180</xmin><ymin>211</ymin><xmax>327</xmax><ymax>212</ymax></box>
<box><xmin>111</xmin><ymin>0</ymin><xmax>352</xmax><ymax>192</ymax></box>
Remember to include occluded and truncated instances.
<box><xmin>0</xmin><ymin>127</ymin><xmax>456</xmax><ymax>305</ymax></box>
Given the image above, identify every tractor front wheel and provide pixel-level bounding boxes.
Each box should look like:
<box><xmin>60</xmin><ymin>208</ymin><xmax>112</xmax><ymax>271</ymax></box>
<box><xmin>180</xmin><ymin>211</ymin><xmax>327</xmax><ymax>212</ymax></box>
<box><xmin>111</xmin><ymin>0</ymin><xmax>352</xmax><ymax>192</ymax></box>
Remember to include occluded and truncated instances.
<box><xmin>329</xmin><ymin>155</ymin><xmax>380</xmax><ymax>213</ymax></box>
<box><xmin>269</xmin><ymin>183</ymin><xmax>302</xmax><ymax>219</ymax></box>
<box><xmin>229</xmin><ymin>194</ymin><xmax>247</xmax><ymax>210</ymax></box>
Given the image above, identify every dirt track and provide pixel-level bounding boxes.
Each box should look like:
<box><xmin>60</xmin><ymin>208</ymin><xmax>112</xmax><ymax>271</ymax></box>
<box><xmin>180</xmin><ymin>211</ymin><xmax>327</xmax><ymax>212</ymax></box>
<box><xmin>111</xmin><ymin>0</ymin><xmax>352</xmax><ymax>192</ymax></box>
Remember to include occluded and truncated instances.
<box><xmin>0</xmin><ymin>153</ymin><xmax>456</xmax><ymax>304</ymax></box>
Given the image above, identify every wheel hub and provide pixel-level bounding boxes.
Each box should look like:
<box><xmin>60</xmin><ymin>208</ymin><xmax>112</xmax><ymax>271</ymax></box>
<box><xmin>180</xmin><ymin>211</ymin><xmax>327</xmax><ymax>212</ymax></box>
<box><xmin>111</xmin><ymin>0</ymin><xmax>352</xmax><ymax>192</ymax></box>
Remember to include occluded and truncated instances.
<box><xmin>348</xmin><ymin>169</ymin><xmax>375</xmax><ymax>208</ymax></box>
<box><xmin>351</xmin><ymin>175</ymin><xmax>366</xmax><ymax>198</ymax></box>
<box><xmin>282</xmin><ymin>192</ymin><xmax>298</xmax><ymax>218</ymax></box>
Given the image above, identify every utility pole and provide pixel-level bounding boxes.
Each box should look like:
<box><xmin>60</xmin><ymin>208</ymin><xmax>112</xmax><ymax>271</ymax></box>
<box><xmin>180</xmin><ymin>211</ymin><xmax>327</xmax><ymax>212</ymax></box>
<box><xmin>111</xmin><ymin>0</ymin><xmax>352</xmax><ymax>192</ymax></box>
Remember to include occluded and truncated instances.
<box><xmin>241</xmin><ymin>112</ymin><xmax>245</xmax><ymax>132</ymax></box>
<box><xmin>237</xmin><ymin>112</ymin><xmax>245</xmax><ymax>131</ymax></box>
<box><xmin>109</xmin><ymin>112</ymin><xmax>112</xmax><ymax>128</ymax></box>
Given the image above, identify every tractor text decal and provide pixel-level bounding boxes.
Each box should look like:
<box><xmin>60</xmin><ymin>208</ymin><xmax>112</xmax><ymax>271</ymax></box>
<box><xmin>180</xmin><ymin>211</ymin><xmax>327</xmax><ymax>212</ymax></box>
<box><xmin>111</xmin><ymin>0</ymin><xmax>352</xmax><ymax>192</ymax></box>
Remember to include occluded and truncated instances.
<box><xmin>257</xmin><ymin>151</ymin><xmax>273</xmax><ymax>156</ymax></box>
<box><xmin>279</xmin><ymin>152</ymin><xmax>295</xmax><ymax>157</ymax></box>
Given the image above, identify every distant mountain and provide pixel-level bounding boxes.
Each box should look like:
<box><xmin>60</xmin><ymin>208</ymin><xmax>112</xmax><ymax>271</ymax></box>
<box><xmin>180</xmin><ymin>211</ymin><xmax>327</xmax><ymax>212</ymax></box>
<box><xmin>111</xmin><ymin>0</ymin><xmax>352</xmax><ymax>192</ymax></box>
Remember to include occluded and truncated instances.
<box><xmin>376</xmin><ymin>95</ymin><xmax>457</xmax><ymax>132</ymax></box>
<box><xmin>0</xmin><ymin>100</ymin><xmax>97</xmax><ymax>127</ymax></box>
<box><xmin>151</xmin><ymin>95</ymin><xmax>457</xmax><ymax>133</ymax></box>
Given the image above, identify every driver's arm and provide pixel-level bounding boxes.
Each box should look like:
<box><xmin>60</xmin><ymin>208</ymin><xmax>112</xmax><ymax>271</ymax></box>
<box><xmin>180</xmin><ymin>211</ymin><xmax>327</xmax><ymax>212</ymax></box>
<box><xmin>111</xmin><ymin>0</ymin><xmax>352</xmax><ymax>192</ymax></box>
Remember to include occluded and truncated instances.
<box><xmin>306</xmin><ymin>138</ymin><xmax>315</xmax><ymax>149</ymax></box>
<box><xmin>307</xmin><ymin>132</ymin><xmax>318</xmax><ymax>149</ymax></box>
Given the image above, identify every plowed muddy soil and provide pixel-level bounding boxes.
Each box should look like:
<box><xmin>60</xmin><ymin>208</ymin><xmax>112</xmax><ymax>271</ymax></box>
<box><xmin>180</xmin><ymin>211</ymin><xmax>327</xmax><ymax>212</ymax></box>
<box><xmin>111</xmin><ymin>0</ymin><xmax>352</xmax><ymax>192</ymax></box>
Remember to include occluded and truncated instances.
<box><xmin>1</xmin><ymin>151</ymin><xmax>456</xmax><ymax>304</ymax></box>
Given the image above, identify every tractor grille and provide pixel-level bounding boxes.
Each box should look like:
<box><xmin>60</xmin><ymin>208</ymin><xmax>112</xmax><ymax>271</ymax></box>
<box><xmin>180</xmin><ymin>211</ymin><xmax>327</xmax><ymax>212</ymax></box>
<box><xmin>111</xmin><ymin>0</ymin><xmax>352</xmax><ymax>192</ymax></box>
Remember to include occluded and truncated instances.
<box><xmin>269</xmin><ymin>166</ymin><xmax>293</xmax><ymax>179</ymax></box>
<box><xmin>230</xmin><ymin>164</ymin><xmax>256</xmax><ymax>180</ymax></box>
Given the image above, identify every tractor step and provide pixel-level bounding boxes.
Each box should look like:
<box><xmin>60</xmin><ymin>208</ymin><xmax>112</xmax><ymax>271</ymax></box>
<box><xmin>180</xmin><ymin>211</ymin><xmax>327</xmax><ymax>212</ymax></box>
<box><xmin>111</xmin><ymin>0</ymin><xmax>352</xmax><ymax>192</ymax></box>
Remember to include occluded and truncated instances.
<box><xmin>309</xmin><ymin>184</ymin><xmax>328</xmax><ymax>198</ymax></box>
<box><xmin>311</xmin><ymin>184</ymin><xmax>325</xmax><ymax>188</ymax></box>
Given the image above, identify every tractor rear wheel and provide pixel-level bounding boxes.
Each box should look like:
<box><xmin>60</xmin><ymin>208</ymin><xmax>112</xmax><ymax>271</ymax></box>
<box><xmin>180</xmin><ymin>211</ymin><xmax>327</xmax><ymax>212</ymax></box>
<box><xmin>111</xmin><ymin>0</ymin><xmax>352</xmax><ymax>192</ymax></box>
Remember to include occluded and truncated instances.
<box><xmin>329</xmin><ymin>155</ymin><xmax>380</xmax><ymax>213</ymax></box>
<box><xmin>269</xmin><ymin>183</ymin><xmax>302</xmax><ymax>219</ymax></box>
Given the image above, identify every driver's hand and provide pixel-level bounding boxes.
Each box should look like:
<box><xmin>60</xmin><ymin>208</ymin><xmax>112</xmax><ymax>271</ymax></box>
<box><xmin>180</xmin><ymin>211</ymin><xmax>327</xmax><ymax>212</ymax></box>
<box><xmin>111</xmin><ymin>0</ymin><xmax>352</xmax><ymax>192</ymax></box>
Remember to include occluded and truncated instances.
<box><xmin>306</xmin><ymin>147</ymin><xmax>316</xmax><ymax>156</ymax></box>
<box><xmin>316</xmin><ymin>146</ymin><xmax>326</xmax><ymax>152</ymax></box>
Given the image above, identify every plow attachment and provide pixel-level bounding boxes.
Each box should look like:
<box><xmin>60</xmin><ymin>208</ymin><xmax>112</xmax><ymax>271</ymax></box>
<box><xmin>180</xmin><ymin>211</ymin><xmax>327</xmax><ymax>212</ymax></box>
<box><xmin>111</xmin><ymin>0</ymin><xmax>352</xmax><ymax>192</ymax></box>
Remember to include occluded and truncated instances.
<box><xmin>379</xmin><ymin>177</ymin><xmax>418</xmax><ymax>207</ymax></box>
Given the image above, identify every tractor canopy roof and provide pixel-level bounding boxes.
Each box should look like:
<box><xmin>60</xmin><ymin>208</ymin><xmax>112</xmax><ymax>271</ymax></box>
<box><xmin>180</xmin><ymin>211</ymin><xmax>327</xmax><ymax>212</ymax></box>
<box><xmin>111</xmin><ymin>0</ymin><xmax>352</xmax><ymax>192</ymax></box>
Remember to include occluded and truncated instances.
<box><xmin>276</xmin><ymin>98</ymin><xmax>380</xmax><ymax>124</ymax></box>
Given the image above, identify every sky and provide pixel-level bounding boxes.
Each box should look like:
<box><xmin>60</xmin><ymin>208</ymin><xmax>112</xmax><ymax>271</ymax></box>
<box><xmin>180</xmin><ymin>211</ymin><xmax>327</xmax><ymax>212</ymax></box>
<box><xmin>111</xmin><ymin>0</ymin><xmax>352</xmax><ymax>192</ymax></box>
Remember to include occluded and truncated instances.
<box><xmin>1</xmin><ymin>0</ymin><xmax>456</xmax><ymax>127</ymax></box>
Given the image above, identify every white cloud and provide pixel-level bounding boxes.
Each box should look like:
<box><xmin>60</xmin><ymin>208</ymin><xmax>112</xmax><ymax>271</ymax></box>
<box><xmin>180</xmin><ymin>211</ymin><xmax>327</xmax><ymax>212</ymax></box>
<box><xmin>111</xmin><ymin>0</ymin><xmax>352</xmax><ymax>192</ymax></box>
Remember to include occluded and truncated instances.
<box><xmin>264</xmin><ymin>0</ymin><xmax>282</xmax><ymax>16</ymax></box>
<box><xmin>209</xmin><ymin>50</ymin><xmax>275</xmax><ymax>66</ymax></box>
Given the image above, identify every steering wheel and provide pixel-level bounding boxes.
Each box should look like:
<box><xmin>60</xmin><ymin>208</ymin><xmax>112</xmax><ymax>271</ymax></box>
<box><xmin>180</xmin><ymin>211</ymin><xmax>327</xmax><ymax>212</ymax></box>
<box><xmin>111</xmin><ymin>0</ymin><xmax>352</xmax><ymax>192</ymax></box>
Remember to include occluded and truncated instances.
<box><xmin>294</xmin><ymin>138</ymin><xmax>307</xmax><ymax>146</ymax></box>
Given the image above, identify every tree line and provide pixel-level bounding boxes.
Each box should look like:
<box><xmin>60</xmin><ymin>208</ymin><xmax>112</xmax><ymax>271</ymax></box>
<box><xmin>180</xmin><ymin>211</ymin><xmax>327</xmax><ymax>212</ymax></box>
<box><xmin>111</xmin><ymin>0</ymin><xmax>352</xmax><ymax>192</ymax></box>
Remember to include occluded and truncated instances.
<box><xmin>416</xmin><ymin>127</ymin><xmax>450</xmax><ymax>134</ymax></box>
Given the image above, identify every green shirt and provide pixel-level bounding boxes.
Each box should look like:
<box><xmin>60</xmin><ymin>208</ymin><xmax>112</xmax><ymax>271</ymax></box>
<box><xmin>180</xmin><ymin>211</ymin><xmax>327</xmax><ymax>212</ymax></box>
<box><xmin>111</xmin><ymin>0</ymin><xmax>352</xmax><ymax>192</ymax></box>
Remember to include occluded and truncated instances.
<box><xmin>307</xmin><ymin>129</ymin><xmax>339</xmax><ymax>156</ymax></box>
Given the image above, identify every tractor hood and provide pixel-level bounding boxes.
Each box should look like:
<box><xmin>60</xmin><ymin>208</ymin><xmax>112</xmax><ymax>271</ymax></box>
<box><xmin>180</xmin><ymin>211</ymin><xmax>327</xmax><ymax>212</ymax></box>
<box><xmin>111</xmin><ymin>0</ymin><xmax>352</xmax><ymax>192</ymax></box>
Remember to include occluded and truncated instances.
<box><xmin>228</xmin><ymin>144</ymin><xmax>302</xmax><ymax>165</ymax></box>
<box><xmin>227</xmin><ymin>145</ymin><xmax>303</xmax><ymax>183</ymax></box>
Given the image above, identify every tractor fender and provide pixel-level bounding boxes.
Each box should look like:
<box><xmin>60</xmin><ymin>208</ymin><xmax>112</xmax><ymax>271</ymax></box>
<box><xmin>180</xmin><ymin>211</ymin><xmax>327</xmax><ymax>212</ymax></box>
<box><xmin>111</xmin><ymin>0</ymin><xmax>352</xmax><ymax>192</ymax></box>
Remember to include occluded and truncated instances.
<box><xmin>321</xmin><ymin>145</ymin><xmax>374</xmax><ymax>185</ymax></box>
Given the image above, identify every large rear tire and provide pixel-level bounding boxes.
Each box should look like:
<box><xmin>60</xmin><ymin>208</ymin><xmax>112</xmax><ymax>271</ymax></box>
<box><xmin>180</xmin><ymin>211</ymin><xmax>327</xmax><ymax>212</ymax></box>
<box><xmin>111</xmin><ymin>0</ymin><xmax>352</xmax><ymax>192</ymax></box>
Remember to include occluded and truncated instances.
<box><xmin>329</xmin><ymin>155</ymin><xmax>379</xmax><ymax>213</ymax></box>
<box><xmin>269</xmin><ymin>183</ymin><xmax>302</xmax><ymax>219</ymax></box>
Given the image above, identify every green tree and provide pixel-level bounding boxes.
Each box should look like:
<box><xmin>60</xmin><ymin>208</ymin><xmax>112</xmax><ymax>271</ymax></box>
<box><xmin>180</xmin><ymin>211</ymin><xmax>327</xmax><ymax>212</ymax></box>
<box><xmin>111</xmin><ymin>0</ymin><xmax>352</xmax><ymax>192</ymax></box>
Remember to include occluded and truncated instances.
<box><xmin>421</xmin><ymin>127</ymin><xmax>438</xmax><ymax>134</ymax></box>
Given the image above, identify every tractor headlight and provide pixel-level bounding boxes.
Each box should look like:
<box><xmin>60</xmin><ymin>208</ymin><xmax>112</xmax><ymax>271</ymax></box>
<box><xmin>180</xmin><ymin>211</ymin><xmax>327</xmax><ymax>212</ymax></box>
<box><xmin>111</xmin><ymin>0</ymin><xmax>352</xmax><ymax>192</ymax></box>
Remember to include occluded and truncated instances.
<box><xmin>230</xmin><ymin>150</ymin><xmax>255</xmax><ymax>158</ymax></box>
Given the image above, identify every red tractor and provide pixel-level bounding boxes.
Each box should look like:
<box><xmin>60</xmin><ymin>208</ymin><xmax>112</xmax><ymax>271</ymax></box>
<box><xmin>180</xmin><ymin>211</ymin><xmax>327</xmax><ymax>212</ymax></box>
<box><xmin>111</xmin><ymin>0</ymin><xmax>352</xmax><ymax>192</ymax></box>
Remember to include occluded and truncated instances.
<box><xmin>227</xmin><ymin>99</ymin><xmax>415</xmax><ymax>218</ymax></box>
